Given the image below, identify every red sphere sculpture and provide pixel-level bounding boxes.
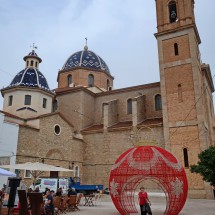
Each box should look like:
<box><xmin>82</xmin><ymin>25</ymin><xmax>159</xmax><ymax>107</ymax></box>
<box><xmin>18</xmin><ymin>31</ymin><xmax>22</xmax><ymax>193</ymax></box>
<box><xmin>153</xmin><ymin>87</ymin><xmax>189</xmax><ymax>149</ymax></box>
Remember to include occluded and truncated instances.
<box><xmin>109</xmin><ymin>146</ymin><xmax>188</xmax><ymax>215</ymax></box>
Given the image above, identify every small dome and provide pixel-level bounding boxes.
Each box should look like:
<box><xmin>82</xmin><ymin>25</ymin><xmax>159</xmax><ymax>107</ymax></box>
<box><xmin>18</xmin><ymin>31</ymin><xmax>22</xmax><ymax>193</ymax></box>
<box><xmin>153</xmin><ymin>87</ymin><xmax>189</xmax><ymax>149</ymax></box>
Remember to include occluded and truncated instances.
<box><xmin>8</xmin><ymin>68</ymin><xmax>52</xmax><ymax>93</ymax></box>
<box><xmin>62</xmin><ymin>49</ymin><xmax>110</xmax><ymax>74</ymax></box>
<box><xmin>23</xmin><ymin>50</ymin><xmax>42</xmax><ymax>63</ymax></box>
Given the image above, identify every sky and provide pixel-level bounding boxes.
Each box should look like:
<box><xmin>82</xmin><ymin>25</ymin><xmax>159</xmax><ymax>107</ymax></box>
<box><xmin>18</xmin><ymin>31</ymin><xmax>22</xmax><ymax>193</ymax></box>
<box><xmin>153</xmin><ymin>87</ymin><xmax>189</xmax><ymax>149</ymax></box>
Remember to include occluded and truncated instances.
<box><xmin>0</xmin><ymin>0</ymin><xmax>215</xmax><ymax>109</ymax></box>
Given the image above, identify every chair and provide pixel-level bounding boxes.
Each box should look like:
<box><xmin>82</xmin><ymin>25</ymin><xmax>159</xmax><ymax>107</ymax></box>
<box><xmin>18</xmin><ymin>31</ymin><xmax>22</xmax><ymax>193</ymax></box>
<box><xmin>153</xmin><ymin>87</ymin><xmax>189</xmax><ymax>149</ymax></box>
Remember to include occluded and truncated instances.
<box><xmin>93</xmin><ymin>194</ymin><xmax>101</xmax><ymax>206</ymax></box>
<box><xmin>67</xmin><ymin>195</ymin><xmax>77</xmax><ymax>211</ymax></box>
<box><xmin>75</xmin><ymin>193</ymin><xmax>83</xmax><ymax>210</ymax></box>
<box><xmin>59</xmin><ymin>197</ymin><xmax>67</xmax><ymax>214</ymax></box>
<box><xmin>53</xmin><ymin>197</ymin><xmax>61</xmax><ymax>214</ymax></box>
<box><xmin>17</xmin><ymin>190</ymin><xmax>28</xmax><ymax>215</ymax></box>
<box><xmin>27</xmin><ymin>192</ymin><xmax>43</xmax><ymax>215</ymax></box>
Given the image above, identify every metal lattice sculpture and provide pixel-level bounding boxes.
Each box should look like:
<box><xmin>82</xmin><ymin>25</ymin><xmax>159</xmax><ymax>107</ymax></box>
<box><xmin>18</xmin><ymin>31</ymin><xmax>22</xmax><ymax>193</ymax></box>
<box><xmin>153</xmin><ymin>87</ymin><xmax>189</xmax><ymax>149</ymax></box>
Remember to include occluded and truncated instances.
<box><xmin>109</xmin><ymin>146</ymin><xmax>188</xmax><ymax>215</ymax></box>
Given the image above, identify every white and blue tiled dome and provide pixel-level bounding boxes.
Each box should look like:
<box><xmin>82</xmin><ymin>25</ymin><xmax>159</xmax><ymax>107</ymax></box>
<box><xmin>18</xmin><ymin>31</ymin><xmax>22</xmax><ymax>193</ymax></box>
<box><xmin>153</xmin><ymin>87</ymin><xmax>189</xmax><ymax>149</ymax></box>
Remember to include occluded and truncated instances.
<box><xmin>5</xmin><ymin>50</ymin><xmax>53</xmax><ymax>94</ymax></box>
<box><xmin>8</xmin><ymin>68</ymin><xmax>52</xmax><ymax>93</ymax></box>
<box><xmin>62</xmin><ymin>46</ymin><xmax>110</xmax><ymax>74</ymax></box>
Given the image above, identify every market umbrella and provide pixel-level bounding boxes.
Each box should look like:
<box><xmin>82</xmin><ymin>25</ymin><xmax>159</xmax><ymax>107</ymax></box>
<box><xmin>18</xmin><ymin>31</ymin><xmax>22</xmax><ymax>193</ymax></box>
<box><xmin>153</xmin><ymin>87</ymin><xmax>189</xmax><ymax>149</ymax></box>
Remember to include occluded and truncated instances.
<box><xmin>0</xmin><ymin>168</ymin><xmax>16</xmax><ymax>177</ymax></box>
<box><xmin>0</xmin><ymin>162</ymin><xmax>73</xmax><ymax>178</ymax></box>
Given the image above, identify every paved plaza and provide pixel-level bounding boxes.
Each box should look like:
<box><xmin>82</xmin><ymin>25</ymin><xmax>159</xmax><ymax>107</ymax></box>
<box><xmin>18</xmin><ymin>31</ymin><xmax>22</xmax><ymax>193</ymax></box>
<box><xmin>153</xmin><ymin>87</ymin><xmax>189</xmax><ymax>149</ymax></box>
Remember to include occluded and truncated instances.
<box><xmin>68</xmin><ymin>194</ymin><xmax>215</xmax><ymax>215</ymax></box>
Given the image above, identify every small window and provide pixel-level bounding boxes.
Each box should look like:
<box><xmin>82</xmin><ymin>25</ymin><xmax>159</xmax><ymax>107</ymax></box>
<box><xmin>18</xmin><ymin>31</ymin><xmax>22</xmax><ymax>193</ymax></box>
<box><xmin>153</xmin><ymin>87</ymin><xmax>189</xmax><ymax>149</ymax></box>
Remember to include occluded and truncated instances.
<box><xmin>8</xmin><ymin>95</ymin><xmax>13</xmax><ymax>106</ymax></box>
<box><xmin>88</xmin><ymin>74</ymin><xmax>94</xmax><ymax>87</ymax></box>
<box><xmin>43</xmin><ymin>98</ymin><xmax>47</xmax><ymax>108</ymax></box>
<box><xmin>183</xmin><ymin>148</ymin><xmax>189</xmax><ymax>167</ymax></box>
<box><xmin>35</xmin><ymin>62</ymin><xmax>38</xmax><ymax>68</ymax></box>
<box><xmin>54</xmin><ymin>124</ymin><xmax>61</xmax><ymax>135</ymax></box>
<box><xmin>75</xmin><ymin>166</ymin><xmax>79</xmax><ymax>177</ymax></box>
<box><xmin>178</xmin><ymin>84</ymin><xmax>183</xmax><ymax>102</ymax></box>
<box><xmin>27</xmin><ymin>61</ymin><xmax>29</xmax><ymax>67</ymax></box>
<box><xmin>155</xmin><ymin>94</ymin><xmax>162</xmax><ymax>110</ymax></box>
<box><xmin>50</xmin><ymin>171</ymin><xmax>58</xmax><ymax>178</ymax></box>
<box><xmin>24</xmin><ymin>170</ymin><xmax>32</xmax><ymax>178</ymax></box>
<box><xmin>24</xmin><ymin>95</ymin><xmax>31</xmax><ymax>105</ymax></box>
<box><xmin>169</xmin><ymin>1</ymin><xmax>177</xmax><ymax>23</ymax></box>
<box><xmin>67</xmin><ymin>74</ymin><xmax>72</xmax><ymax>87</ymax></box>
<box><xmin>30</xmin><ymin>60</ymin><xmax>34</xmax><ymax>66</ymax></box>
<box><xmin>174</xmin><ymin>43</ymin><xmax>179</xmax><ymax>56</ymax></box>
<box><xmin>107</xmin><ymin>79</ymin><xmax>110</xmax><ymax>90</ymax></box>
<box><xmin>102</xmin><ymin>103</ymin><xmax>105</xmax><ymax>118</ymax></box>
<box><xmin>127</xmin><ymin>99</ymin><xmax>132</xmax><ymax>114</ymax></box>
<box><xmin>53</xmin><ymin>100</ymin><xmax>58</xmax><ymax>112</ymax></box>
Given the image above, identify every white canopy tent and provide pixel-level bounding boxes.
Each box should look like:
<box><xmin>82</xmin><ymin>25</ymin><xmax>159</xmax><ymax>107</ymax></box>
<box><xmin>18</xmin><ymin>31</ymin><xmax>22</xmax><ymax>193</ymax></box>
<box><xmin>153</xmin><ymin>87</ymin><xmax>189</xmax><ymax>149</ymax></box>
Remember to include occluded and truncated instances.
<box><xmin>0</xmin><ymin>162</ymin><xmax>73</xmax><ymax>179</ymax></box>
<box><xmin>0</xmin><ymin>168</ymin><xmax>16</xmax><ymax>177</ymax></box>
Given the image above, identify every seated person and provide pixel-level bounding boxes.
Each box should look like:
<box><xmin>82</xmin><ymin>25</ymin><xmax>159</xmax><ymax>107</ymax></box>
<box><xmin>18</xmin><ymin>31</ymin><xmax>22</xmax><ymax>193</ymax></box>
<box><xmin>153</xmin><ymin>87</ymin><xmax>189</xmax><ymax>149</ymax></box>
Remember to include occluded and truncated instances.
<box><xmin>55</xmin><ymin>188</ymin><xmax>62</xmax><ymax>196</ymax></box>
<box><xmin>68</xmin><ymin>187</ymin><xmax>77</xmax><ymax>196</ymax></box>
<box><xmin>34</xmin><ymin>187</ymin><xmax>40</xmax><ymax>192</ymax></box>
<box><xmin>44</xmin><ymin>190</ymin><xmax>54</xmax><ymax>215</ymax></box>
<box><xmin>0</xmin><ymin>188</ymin><xmax>5</xmax><ymax>200</ymax></box>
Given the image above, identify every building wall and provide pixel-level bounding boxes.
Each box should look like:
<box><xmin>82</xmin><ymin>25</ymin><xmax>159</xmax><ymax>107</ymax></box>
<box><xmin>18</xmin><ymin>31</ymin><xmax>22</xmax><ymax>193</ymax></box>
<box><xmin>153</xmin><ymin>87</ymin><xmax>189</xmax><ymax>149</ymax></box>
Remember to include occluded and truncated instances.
<box><xmin>58</xmin><ymin>69</ymin><xmax>113</xmax><ymax>90</ymax></box>
<box><xmin>3</xmin><ymin>89</ymin><xmax>53</xmax><ymax>119</ymax></box>
<box><xmin>94</xmin><ymin>85</ymin><xmax>162</xmax><ymax>126</ymax></box>
<box><xmin>82</xmin><ymin>125</ymin><xmax>164</xmax><ymax>188</ymax></box>
<box><xmin>16</xmin><ymin>114</ymin><xmax>84</xmax><ymax>186</ymax></box>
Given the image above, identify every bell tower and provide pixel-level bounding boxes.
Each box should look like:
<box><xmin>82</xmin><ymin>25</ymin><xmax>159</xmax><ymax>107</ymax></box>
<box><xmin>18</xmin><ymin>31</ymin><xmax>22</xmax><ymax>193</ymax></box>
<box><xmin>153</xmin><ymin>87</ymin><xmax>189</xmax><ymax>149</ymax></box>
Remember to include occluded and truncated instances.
<box><xmin>155</xmin><ymin>0</ymin><xmax>215</xmax><ymax>198</ymax></box>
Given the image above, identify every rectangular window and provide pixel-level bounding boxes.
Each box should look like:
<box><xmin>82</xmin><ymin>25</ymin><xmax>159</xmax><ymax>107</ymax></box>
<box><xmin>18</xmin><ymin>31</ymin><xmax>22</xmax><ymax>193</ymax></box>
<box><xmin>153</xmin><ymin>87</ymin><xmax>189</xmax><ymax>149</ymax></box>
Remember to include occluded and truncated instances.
<box><xmin>25</xmin><ymin>95</ymin><xmax>31</xmax><ymax>105</ymax></box>
<box><xmin>24</xmin><ymin>170</ymin><xmax>32</xmax><ymax>178</ymax></box>
<box><xmin>8</xmin><ymin>95</ymin><xmax>13</xmax><ymax>106</ymax></box>
<box><xmin>43</xmin><ymin>98</ymin><xmax>47</xmax><ymax>108</ymax></box>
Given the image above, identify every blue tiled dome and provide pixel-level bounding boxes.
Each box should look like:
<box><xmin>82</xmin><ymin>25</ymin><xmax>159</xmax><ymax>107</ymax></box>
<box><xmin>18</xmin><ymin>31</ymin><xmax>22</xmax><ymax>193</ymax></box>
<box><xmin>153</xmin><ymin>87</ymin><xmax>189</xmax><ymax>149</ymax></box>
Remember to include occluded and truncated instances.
<box><xmin>62</xmin><ymin>48</ymin><xmax>110</xmax><ymax>74</ymax></box>
<box><xmin>8</xmin><ymin>68</ymin><xmax>52</xmax><ymax>93</ymax></box>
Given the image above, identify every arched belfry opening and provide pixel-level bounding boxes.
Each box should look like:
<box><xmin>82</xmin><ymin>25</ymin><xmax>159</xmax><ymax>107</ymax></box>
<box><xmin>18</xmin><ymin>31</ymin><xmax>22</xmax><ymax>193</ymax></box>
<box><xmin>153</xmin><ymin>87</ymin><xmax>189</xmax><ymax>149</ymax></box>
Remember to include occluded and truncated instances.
<box><xmin>169</xmin><ymin>1</ymin><xmax>178</xmax><ymax>23</ymax></box>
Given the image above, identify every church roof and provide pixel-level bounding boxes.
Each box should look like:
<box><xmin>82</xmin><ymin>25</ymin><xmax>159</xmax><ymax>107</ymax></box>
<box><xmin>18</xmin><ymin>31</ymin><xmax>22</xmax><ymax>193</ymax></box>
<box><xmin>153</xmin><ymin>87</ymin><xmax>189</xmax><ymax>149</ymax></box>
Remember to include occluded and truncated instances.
<box><xmin>7</xmin><ymin>68</ymin><xmax>52</xmax><ymax>93</ymax></box>
<box><xmin>62</xmin><ymin>47</ymin><xmax>110</xmax><ymax>74</ymax></box>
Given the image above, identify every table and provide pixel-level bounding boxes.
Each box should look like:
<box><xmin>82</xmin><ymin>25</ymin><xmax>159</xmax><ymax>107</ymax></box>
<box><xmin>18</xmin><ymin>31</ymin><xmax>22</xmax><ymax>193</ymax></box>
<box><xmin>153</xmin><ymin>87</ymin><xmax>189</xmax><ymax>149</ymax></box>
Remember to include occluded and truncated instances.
<box><xmin>84</xmin><ymin>195</ymin><xmax>95</xmax><ymax>206</ymax></box>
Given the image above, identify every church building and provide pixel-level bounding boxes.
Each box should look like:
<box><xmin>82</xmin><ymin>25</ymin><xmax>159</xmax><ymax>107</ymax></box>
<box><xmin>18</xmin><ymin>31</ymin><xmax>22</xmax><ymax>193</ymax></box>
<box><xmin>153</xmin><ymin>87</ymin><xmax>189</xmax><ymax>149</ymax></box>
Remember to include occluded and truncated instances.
<box><xmin>1</xmin><ymin>0</ymin><xmax>214</xmax><ymax>199</ymax></box>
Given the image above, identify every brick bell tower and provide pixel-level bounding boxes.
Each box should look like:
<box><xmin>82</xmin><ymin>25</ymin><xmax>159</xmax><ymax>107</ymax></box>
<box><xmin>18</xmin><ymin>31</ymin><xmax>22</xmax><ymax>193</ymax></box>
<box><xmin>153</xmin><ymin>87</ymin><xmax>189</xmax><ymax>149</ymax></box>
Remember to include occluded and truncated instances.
<box><xmin>155</xmin><ymin>0</ymin><xmax>215</xmax><ymax>198</ymax></box>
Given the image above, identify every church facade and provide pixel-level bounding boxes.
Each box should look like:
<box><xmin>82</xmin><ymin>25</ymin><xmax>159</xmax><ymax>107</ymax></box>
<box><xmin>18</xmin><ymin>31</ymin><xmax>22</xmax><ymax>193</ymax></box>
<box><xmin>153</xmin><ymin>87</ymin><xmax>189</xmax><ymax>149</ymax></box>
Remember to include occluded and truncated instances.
<box><xmin>1</xmin><ymin>0</ymin><xmax>214</xmax><ymax>199</ymax></box>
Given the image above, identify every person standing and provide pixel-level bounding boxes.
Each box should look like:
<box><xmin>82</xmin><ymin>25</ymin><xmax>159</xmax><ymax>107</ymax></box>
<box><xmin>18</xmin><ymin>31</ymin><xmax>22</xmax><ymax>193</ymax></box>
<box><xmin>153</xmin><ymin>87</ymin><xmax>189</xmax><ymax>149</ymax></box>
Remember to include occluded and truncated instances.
<box><xmin>44</xmin><ymin>190</ymin><xmax>54</xmax><ymax>215</ymax></box>
<box><xmin>138</xmin><ymin>187</ymin><xmax>152</xmax><ymax>215</ymax></box>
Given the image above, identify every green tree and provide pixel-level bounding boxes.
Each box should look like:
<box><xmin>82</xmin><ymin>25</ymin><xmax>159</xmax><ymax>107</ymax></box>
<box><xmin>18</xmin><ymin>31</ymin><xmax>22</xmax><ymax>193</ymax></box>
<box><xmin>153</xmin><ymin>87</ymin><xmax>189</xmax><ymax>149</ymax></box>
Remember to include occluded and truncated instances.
<box><xmin>190</xmin><ymin>146</ymin><xmax>215</xmax><ymax>186</ymax></box>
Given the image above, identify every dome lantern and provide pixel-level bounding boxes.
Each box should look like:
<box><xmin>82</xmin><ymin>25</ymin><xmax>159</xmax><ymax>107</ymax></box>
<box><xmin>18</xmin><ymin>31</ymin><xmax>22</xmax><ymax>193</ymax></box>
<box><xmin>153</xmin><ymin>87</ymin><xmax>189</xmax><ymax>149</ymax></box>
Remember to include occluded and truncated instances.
<box><xmin>23</xmin><ymin>44</ymin><xmax>42</xmax><ymax>69</ymax></box>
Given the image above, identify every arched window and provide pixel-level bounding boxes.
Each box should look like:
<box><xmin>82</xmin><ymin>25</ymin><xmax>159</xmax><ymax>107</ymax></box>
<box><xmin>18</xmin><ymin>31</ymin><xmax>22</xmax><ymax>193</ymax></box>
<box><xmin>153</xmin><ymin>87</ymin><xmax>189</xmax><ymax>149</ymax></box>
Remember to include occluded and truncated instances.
<box><xmin>53</xmin><ymin>99</ymin><xmax>58</xmax><ymax>112</ymax></box>
<box><xmin>35</xmin><ymin>62</ymin><xmax>38</xmax><ymax>68</ymax></box>
<box><xmin>8</xmin><ymin>95</ymin><xmax>13</xmax><ymax>106</ymax></box>
<box><xmin>127</xmin><ymin>99</ymin><xmax>132</xmax><ymax>114</ymax></box>
<box><xmin>27</xmin><ymin>61</ymin><xmax>29</xmax><ymax>67</ymax></box>
<box><xmin>67</xmin><ymin>74</ymin><xmax>72</xmax><ymax>87</ymax></box>
<box><xmin>178</xmin><ymin>84</ymin><xmax>183</xmax><ymax>102</ymax></box>
<box><xmin>75</xmin><ymin>166</ymin><xmax>79</xmax><ymax>177</ymax></box>
<box><xmin>107</xmin><ymin>79</ymin><xmax>110</xmax><ymax>90</ymax></box>
<box><xmin>43</xmin><ymin>98</ymin><xmax>47</xmax><ymax>108</ymax></box>
<box><xmin>169</xmin><ymin>1</ymin><xmax>177</xmax><ymax>23</ymax></box>
<box><xmin>155</xmin><ymin>94</ymin><xmax>162</xmax><ymax>110</ymax></box>
<box><xmin>30</xmin><ymin>60</ymin><xmax>34</xmax><ymax>66</ymax></box>
<box><xmin>88</xmin><ymin>74</ymin><xmax>94</xmax><ymax>87</ymax></box>
<box><xmin>24</xmin><ymin>95</ymin><xmax>31</xmax><ymax>105</ymax></box>
<box><xmin>174</xmin><ymin>43</ymin><xmax>179</xmax><ymax>55</ymax></box>
<box><xmin>183</xmin><ymin>148</ymin><xmax>189</xmax><ymax>167</ymax></box>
